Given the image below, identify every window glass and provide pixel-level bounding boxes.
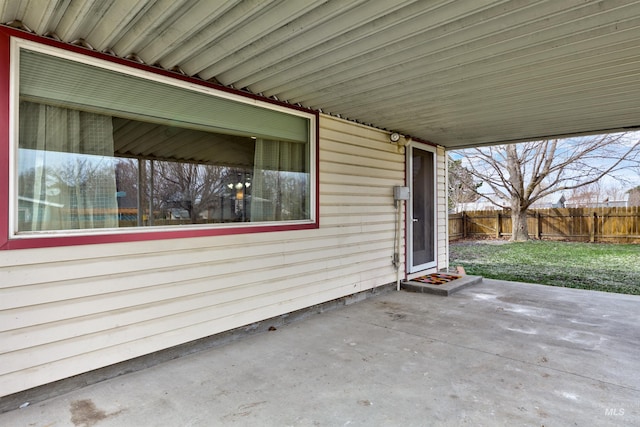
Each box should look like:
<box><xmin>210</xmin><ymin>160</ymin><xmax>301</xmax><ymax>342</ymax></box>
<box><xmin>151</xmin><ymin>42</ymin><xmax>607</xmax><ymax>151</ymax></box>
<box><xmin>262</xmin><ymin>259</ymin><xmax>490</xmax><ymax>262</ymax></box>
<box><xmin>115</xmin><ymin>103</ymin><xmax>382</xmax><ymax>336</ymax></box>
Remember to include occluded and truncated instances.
<box><xmin>16</xmin><ymin>48</ymin><xmax>312</xmax><ymax>234</ymax></box>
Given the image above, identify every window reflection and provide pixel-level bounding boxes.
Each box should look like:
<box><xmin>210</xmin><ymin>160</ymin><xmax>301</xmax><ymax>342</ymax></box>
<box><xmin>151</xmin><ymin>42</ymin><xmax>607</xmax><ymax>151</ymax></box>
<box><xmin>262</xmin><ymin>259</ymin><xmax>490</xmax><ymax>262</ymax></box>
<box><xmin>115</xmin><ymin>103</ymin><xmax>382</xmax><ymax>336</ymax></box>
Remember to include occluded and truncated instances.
<box><xmin>18</xmin><ymin>102</ymin><xmax>310</xmax><ymax>232</ymax></box>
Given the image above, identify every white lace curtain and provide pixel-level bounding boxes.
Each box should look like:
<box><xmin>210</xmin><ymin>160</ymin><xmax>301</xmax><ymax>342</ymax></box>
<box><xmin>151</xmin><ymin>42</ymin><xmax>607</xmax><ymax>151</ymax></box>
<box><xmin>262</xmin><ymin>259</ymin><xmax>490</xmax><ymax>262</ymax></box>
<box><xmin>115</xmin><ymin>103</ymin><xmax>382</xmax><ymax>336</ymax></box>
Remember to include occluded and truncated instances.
<box><xmin>250</xmin><ymin>139</ymin><xmax>307</xmax><ymax>222</ymax></box>
<box><xmin>18</xmin><ymin>101</ymin><xmax>118</xmax><ymax>231</ymax></box>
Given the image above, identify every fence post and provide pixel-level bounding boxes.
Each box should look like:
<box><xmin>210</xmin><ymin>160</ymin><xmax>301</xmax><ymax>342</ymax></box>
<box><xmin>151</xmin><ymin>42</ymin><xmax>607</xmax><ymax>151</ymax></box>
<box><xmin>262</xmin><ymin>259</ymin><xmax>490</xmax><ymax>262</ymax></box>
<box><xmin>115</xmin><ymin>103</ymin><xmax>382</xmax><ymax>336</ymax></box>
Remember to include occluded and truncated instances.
<box><xmin>536</xmin><ymin>212</ymin><xmax>541</xmax><ymax>239</ymax></box>
<box><xmin>590</xmin><ymin>211</ymin><xmax>597</xmax><ymax>242</ymax></box>
<box><xmin>462</xmin><ymin>212</ymin><xmax>467</xmax><ymax>238</ymax></box>
<box><xmin>495</xmin><ymin>212</ymin><xmax>501</xmax><ymax>238</ymax></box>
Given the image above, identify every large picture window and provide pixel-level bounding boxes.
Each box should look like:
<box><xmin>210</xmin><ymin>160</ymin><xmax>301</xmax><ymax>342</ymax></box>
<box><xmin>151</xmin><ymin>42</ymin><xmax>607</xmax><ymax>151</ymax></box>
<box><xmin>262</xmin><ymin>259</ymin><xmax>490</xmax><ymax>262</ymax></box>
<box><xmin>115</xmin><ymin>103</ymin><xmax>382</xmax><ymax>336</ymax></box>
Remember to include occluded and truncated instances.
<box><xmin>12</xmin><ymin>42</ymin><xmax>315</xmax><ymax>239</ymax></box>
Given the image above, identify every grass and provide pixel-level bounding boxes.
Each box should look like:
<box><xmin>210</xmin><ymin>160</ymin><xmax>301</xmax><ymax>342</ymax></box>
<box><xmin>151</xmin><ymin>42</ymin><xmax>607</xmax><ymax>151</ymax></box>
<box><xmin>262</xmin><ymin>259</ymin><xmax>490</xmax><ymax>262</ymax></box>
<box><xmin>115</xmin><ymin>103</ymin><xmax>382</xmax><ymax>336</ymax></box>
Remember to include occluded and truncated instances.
<box><xmin>449</xmin><ymin>240</ymin><xmax>640</xmax><ymax>295</ymax></box>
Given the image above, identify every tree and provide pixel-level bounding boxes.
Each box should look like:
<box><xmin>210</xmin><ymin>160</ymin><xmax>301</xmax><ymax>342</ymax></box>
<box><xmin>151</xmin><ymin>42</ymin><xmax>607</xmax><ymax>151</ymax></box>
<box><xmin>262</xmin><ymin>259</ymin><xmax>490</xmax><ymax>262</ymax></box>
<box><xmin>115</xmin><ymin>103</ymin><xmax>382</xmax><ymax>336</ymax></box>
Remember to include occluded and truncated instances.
<box><xmin>115</xmin><ymin>158</ymin><xmax>140</xmax><ymax>211</ymax></box>
<box><xmin>602</xmin><ymin>182</ymin><xmax>627</xmax><ymax>204</ymax></box>
<box><xmin>447</xmin><ymin>156</ymin><xmax>481</xmax><ymax>211</ymax></box>
<box><xmin>455</xmin><ymin>133</ymin><xmax>640</xmax><ymax>241</ymax></box>
<box><xmin>153</xmin><ymin>161</ymin><xmax>232</xmax><ymax>222</ymax></box>
<box><xmin>566</xmin><ymin>182</ymin><xmax>603</xmax><ymax>207</ymax></box>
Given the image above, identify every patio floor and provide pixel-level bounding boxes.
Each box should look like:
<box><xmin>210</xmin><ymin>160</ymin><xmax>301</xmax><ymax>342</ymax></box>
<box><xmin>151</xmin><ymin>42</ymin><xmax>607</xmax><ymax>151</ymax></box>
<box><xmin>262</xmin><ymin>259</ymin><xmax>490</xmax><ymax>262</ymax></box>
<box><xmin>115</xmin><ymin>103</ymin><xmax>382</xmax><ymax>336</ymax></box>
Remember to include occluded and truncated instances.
<box><xmin>2</xmin><ymin>279</ymin><xmax>639</xmax><ymax>426</ymax></box>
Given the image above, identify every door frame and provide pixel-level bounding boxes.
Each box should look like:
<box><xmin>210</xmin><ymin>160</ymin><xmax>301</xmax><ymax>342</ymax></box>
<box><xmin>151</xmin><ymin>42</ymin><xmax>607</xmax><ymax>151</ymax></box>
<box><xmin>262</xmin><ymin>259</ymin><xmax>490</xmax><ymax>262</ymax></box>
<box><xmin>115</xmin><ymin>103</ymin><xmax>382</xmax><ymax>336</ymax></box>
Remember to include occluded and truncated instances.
<box><xmin>407</xmin><ymin>142</ymin><xmax>437</xmax><ymax>273</ymax></box>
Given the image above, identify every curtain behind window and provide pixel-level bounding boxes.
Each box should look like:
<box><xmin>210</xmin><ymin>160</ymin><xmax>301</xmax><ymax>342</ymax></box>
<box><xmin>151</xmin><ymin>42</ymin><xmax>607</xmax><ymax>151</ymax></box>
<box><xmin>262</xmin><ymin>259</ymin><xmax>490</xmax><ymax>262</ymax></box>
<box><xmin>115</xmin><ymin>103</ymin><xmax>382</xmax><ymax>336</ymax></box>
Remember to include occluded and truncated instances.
<box><xmin>18</xmin><ymin>101</ymin><xmax>118</xmax><ymax>231</ymax></box>
<box><xmin>251</xmin><ymin>139</ymin><xmax>308</xmax><ymax>222</ymax></box>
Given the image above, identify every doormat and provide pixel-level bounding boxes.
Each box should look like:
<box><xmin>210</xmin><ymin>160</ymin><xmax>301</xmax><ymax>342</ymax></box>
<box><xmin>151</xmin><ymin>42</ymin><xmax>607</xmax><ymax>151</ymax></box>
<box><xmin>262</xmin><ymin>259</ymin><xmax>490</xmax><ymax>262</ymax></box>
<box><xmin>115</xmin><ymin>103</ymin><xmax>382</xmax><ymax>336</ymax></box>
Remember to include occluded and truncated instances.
<box><xmin>412</xmin><ymin>273</ymin><xmax>461</xmax><ymax>285</ymax></box>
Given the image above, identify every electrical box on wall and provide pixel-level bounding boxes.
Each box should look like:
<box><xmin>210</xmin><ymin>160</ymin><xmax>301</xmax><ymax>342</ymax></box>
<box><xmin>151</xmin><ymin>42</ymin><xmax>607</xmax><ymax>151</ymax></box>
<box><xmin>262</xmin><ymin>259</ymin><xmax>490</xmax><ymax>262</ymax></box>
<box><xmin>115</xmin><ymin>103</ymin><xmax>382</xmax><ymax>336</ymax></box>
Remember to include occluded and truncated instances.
<box><xmin>393</xmin><ymin>186</ymin><xmax>410</xmax><ymax>201</ymax></box>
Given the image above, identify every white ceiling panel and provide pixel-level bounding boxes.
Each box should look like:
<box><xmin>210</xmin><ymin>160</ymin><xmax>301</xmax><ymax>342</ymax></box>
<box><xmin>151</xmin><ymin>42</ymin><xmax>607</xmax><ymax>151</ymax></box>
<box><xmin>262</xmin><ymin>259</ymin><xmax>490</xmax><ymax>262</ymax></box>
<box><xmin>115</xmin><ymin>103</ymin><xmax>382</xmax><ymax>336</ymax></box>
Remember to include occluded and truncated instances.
<box><xmin>2</xmin><ymin>0</ymin><xmax>640</xmax><ymax>148</ymax></box>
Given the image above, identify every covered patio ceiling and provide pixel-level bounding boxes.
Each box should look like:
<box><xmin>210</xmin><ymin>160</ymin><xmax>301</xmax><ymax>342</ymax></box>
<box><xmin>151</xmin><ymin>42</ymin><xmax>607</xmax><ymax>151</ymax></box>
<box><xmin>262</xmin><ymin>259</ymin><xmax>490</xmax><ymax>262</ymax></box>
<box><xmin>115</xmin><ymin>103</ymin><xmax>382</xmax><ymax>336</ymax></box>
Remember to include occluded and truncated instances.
<box><xmin>2</xmin><ymin>0</ymin><xmax>640</xmax><ymax>149</ymax></box>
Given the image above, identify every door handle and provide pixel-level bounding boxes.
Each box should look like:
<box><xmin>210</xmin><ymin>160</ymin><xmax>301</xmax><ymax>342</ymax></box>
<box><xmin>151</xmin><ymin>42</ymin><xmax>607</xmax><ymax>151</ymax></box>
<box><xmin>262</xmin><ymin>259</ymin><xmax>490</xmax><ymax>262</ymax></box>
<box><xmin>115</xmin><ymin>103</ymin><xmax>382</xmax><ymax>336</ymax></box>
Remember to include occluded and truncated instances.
<box><xmin>412</xmin><ymin>218</ymin><xmax>419</xmax><ymax>222</ymax></box>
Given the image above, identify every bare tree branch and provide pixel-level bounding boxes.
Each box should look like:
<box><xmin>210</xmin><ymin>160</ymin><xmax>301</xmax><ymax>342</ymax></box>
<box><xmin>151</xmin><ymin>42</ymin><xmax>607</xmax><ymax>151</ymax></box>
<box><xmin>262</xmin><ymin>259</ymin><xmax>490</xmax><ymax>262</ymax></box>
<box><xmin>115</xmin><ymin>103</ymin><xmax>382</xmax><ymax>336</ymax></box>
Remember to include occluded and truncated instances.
<box><xmin>453</xmin><ymin>132</ymin><xmax>640</xmax><ymax>241</ymax></box>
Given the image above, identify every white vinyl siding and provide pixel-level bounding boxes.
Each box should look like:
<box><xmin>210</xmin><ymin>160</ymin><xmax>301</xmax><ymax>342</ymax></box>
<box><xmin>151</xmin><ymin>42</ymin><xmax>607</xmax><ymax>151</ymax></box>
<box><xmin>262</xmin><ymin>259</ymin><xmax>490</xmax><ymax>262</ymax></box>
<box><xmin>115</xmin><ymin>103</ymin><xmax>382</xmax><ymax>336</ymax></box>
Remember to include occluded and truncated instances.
<box><xmin>0</xmin><ymin>115</ymin><xmax>452</xmax><ymax>396</ymax></box>
<box><xmin>436</xmin><ymin>145</ymin><xmax>448</xmax><ymax>270</ymax></box>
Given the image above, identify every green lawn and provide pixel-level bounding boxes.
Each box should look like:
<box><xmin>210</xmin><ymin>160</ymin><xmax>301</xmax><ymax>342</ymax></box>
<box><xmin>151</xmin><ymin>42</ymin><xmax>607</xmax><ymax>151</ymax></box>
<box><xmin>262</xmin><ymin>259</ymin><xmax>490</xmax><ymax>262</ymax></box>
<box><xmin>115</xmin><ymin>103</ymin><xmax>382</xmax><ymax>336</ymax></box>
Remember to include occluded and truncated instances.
<box><xmin>449</xmin><ymin>240</ymin><xmax>640</xmax><ymax>295</ymax></box>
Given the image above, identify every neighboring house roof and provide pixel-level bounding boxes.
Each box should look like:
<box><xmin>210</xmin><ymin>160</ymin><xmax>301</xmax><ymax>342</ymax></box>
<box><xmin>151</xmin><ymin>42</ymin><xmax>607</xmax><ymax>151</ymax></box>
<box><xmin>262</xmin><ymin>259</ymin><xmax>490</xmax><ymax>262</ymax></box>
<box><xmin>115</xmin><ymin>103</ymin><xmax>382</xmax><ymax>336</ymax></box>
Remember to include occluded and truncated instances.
<box><xmin>455</xmin><ymin>193</ymin><xmax>507</xmax><ymax>212</ymax></box>
<box><xmin>530</xmin><ymin>194</ymin><xmax>567</xmax><ymax>209</ymax></box>
<box><xmin>564</xmin><ymin>200</ymin><xmax>629</xmax><ymax>208</ymax></box>
<box><xmin>2</xmin><ymin>1</ymin><xmax>640</xmax><ymax>148</ymax></box>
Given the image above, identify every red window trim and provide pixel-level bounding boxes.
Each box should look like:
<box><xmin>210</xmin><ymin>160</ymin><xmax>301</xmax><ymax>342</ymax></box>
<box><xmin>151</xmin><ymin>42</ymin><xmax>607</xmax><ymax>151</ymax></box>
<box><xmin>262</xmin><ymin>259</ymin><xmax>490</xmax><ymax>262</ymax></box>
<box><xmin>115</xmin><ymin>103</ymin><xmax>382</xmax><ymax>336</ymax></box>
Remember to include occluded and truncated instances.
<box><xmin>0</xmin><ymin>26</ymin><xmax>320</xmax><ymax>250</ymax></box>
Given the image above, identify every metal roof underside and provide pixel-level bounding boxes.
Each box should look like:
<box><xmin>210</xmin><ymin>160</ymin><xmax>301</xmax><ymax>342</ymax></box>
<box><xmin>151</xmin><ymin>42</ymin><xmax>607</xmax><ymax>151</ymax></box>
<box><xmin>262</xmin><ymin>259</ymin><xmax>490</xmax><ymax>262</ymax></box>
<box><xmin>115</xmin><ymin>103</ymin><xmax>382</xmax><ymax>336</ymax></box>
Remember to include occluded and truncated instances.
<box><xmin>2</xmin><ymin>0</ymin><xmax>640</xmax><ymax>149</ymax></box>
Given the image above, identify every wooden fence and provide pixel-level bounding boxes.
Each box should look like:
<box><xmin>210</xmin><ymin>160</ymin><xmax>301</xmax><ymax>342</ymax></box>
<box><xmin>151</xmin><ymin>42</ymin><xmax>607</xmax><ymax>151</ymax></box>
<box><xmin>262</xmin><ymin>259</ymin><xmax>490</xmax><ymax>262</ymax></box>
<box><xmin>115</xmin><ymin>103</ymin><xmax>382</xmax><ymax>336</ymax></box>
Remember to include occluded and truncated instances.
<box><xmin>449</xmin><ymin>207</ymin><xmax>640</xmax><ymax>243</ymax></box>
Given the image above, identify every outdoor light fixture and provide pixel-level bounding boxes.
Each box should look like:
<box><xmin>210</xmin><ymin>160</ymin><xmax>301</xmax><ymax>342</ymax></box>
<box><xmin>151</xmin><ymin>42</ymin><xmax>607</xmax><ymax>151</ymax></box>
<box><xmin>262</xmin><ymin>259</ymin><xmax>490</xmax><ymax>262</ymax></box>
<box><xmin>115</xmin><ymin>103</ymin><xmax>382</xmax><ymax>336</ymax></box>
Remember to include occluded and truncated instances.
<box><xmin>227</xmin><ymin>181</ymin><xmax>251</xmax><ymax>190</ymax></box>
<box><xmin>389</xmin><ymin>132</ymin><xmax>401</xmax><ymax>143</ymax></box>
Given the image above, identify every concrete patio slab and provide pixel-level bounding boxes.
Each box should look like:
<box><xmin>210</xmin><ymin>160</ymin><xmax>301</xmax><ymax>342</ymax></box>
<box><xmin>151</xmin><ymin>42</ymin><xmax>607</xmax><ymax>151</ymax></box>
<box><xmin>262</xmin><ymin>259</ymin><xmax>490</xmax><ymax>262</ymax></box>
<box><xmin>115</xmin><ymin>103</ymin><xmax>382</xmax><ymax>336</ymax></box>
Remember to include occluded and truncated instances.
<box><xmin>1</xmin><ymin>279</ymin><xmax>638</xmax><ymax>426</ymax></box>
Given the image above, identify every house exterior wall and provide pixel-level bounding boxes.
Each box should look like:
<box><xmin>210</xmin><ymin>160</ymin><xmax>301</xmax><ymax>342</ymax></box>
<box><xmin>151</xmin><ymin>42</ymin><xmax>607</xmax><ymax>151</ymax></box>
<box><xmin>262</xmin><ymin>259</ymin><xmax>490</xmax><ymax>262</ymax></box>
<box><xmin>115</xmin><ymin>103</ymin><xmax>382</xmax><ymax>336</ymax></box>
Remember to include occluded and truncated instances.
<box><xmin>0</xmin><ymin>114</ymin><xmax>446</xmax><ymax>397</ymax></box>
<box><xmin>437</xmin><ymin>146</ymin><xmax>449</xmax><ymax>271</ymax></box>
